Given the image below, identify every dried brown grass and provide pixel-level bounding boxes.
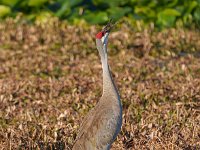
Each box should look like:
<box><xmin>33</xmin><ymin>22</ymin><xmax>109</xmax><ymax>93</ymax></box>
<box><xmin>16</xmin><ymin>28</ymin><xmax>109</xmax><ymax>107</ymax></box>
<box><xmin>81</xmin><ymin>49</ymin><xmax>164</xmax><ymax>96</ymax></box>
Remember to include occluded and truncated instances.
<box><xmin>0</xmin><ymin>18</ymin><xmax>200</xmax><ymax>150</ymax></box>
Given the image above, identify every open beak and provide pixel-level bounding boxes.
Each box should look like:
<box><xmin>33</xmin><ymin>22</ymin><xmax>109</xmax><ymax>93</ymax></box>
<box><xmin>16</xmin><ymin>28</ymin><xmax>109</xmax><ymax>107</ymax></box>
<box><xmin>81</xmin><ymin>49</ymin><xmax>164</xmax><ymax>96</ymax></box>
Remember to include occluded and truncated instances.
<box><xmin>102</xmin><ymin>19</ymin><xmax>115</xmax><ymax>33</ymax></box>
<box><xmin>101</xmin><ymin>19</ymin><xmax>116</xmax><ymax>46</ymax></box>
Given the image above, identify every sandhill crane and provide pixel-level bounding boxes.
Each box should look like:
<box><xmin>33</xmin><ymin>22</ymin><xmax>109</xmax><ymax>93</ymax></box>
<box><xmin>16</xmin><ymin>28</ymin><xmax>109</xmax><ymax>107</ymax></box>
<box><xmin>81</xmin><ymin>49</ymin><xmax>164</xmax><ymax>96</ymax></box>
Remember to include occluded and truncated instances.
<box><xmin>72</xmin><ymin>22</ymin><xmax>122</xmax><ymax>150</ymax></box>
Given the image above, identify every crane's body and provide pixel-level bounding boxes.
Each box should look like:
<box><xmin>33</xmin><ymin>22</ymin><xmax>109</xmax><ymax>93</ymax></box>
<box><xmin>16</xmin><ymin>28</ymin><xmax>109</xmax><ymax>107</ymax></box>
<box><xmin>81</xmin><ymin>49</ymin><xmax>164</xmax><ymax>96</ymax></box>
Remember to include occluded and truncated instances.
<box><xmin>73</xmin><ymin>23</ymin><xmax>122</xmax><ymax>150</ymax></box>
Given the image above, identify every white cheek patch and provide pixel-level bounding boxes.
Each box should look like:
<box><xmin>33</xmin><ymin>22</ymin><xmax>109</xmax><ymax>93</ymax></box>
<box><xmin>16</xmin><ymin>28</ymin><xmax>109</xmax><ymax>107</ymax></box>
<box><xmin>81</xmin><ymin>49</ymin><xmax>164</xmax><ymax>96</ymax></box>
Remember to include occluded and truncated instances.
<box><xmin>101</xmin><ymin>33</ymin><xmax>109</xmax><ymax>45</ymax></box>
<box><xmin>101</xmin><ymin>35</ymin><xmax>106</xmax><ymax>44</ymax></box>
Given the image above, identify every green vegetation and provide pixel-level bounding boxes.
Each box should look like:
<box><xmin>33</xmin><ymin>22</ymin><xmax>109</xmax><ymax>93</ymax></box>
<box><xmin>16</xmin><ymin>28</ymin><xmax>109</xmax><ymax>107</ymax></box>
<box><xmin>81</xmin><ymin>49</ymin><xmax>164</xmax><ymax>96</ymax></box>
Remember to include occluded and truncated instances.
<box><xmin>0</xmin><ymin>1</ymin><xmax>200</xmax><ymax>149</ymax></box>
<box><xmin>0</xmin><ymin>0</ymin><xmax>200</xmax><ymax>28</ymax></box>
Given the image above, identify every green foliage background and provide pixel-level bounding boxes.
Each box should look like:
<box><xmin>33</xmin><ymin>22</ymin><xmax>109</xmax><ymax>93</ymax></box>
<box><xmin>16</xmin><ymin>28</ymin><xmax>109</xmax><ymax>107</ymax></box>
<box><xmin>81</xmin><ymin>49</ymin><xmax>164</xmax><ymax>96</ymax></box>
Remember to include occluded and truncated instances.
<box><xmin>0</xmin><ymin>0</ymin><xmax>200</xmax><ymax>28</ymax></box>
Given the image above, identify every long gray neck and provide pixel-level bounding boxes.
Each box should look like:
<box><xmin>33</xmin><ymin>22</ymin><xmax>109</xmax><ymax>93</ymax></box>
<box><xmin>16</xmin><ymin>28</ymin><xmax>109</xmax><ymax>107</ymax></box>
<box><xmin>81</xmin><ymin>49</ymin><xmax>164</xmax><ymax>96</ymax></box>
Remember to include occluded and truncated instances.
<box><xmin>96</xmin><ymin>39</ymin><xmax>119</xmax><ymax>97</ymax></box>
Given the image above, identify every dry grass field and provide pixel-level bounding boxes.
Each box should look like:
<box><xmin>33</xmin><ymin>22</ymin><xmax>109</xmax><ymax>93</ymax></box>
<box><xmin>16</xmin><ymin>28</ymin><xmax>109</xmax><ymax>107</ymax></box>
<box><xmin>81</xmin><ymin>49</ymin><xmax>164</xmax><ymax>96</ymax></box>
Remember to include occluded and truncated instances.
<box><xmin>0</xmin><ymin>18</ymin><xmax>200</xmax><ymax>149</ymax></box>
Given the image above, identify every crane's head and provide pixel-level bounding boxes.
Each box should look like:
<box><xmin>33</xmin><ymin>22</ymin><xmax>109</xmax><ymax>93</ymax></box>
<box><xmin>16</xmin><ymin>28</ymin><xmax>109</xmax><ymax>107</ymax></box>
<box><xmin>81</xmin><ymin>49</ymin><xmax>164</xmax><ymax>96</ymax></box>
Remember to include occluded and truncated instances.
<box><xmin>96</xmin><ymin>31</ymin><xmax>109</xmax><ymax>46</ymax></box>
<box><xmin>95</xmin><ymin>19</ymin><xmax>115</xmax><ymax>49</ymax></box>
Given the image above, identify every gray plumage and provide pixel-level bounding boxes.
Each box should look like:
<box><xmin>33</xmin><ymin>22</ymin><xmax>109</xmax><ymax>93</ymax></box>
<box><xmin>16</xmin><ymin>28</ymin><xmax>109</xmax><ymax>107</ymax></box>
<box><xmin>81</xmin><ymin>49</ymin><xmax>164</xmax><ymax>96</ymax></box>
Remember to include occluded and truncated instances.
<box><xmin>72</xmin><ymin>31</ymin><xmax>122</xmax><ymax>150</ymax></box>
